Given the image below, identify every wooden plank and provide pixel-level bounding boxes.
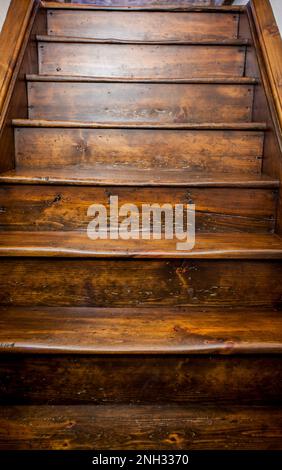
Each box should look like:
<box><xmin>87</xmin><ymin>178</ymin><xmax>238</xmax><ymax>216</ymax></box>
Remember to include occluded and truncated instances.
<box><xmin>0</xmin><ymin>306</ymin><xmax>282</xmax><ymax>354</ymax></box>
<box><xmin>0</xmin><ymin>258</ymin><xmax>281</xmax><ymax>307</ymax></box>
<box><xmin>46</xmin><ymin>10</ymin><xmax>239</xmax><ymax>41</ymax></box>
<box><xmin>14</xmin><ymin>127</ymin><xmax>264</xmax><ymax>174</ymax></box>
<box><xmin>0</xmin><ymin>168</ymin><xmax>277</xmax><ymax>187</ymax></box>
<box><xmin>0</xmin><ymin>185</ymin><xmax>276</xmax><ymax>234</ymax></box>
<box><xmin>26</xmin><ymin>75</ymin><xmax>259</xmax><ymax>83</ymax></box>
<box><xmin>38</xmin><ymin>42</ymin><xmax>246</xmax><ymax>78</ymax></box>
<box><xmin>0</xmin><ymin>232</ymin><xmax>281</xmax><ymax>259</ymax></box>
<box><xmin>27</xmin><ymin>81</ymin><xmax>255</xmax><ymax>123</ymax></box>
<box><xmin>1</xmin><ymin>355</ymin><xmax>282</xmax><ymax>405</ymax></box>
<box><xmin>0</xmin><ymin>405</ymin><xmax>281</xmax><ymax>450</ymax></box>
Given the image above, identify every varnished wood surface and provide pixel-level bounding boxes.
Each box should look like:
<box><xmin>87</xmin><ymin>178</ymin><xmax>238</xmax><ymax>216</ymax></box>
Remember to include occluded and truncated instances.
<box><xmin>38</xmin><ymin>42</ymin><xmax>246</xmax><ymax>78</ymax></box>
<box><xmin>27</xmin><ymin>81</ymin><xmax>255</xmax><ymax>123</ymax></box>
<box><xmin>1</xmin><ymin>355</ymin><xmax>282</xmax><ymax>405</ymax></box>
<box><xmin>0</xmin><ymin>231</ymin><xmax>281</xmax><ymax>258</ymax></box>
<box><xmin>0</xmin><ymin>168</ymin><xmax>277</xmax><ymax>187</ymax></box>
<box><xmin>0</xmin><ymin>185</ymin><xmax>276</xmax><ymax>233</ymax></box>
<box><xmin>0</xmin><ymin>405</ymin><xmax>281</xmax><ymax>450</ymax></box>
<box><xmin>14</xmin><ymin>129</ymin><xmax>265</xmax><ymax>173</ymax></box>
<box><xmin>0</xmin><ymin>306</ymin><xmax>282</xmax><ymax>354</ymax></box>
<box><xmin>42</xmin><ymin>2</ymin><xmax>246</xmax><ymax>12</ymax></box>
<box><xmin>47</xmin><ymin>10</ymin><xmax>240</xmax><ymax>41</ymax></box>
<box><xmin>1</xmin><ymin>258</ymin><xmax>281</xmax><ymax>307</ymax></box>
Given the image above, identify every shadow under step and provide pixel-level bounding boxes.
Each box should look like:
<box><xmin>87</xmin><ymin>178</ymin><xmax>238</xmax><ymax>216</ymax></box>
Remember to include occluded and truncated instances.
<box><xmin>0</xmin><ymin>232</ymin><xmax>282</xmax><ymax>258</ymax></box>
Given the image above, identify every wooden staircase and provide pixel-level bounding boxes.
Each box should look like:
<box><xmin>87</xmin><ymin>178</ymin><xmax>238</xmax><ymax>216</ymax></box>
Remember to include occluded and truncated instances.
<box><xmin>0</xmin><ymin>0</ymin><xmax>282</xmax><ymax>449</ymax></box>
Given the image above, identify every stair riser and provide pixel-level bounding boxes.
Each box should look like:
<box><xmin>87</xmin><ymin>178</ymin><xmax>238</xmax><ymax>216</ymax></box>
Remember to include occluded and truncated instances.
<box><xmin>0</xmin><ymin>185</ymin><xmax>276</xmax><ymax>233</ymax></box>
<box><xmin>1</xmin><ymin>259</ymin><xmax>281</xmax><ymax>307</ymax></box>
<box><xmin>1</xmin><ymin>355</ymin><xmax>281</xmax><ymax>405</ymax></box>
<box><xmin>15</xmin><ymin>128</ymin><xmax>264</xmax><ymax>173</ymax></box>
<box><xmin>27</xmin><ymin>82</ymin><xmax>254</xmax><ymax>123</ymax></box>
<box><xmin>38</xmin><ymin>43</ymin><xmax>246</xmax><ymax>78</ymax></box>
<box><xmin>47</xmin><ymin>10</ymin><xmax>240</xmax><ymax>41</ymax></box>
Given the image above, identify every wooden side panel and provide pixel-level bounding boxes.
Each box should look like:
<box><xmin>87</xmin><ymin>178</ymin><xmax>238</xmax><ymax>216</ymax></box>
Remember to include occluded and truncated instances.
<box><xmin>1</xmin><ymin>355</ymin><xmax>281</xmax><ymax>405</ymax></box>
<box><xmin>47</xmin><ymin>11</ymin><xmax>239</xmax><ymax>41</ymax></box>
<box><xmin>0</xmin><ymin>185</ymin><xmax>276</xmax><ymax>233</ymax></box>
<box><xmin>0</xmin><ymin>259</ymin><xmax>281</xmax><ymax>307</ymax></box>
<box><xmin>15</xmin><ymin>128</ymin><xmax>264</xmax><ymax>173</ymax></box>
<box><xmin>38</xmin><ymin>42</ymin><xmax>246</xmax><ymax>78</ymax></box>
<box><xmin>27</xmin><ymin>82</ymin><xmax>254</xmax><ymax>123</ymax></box>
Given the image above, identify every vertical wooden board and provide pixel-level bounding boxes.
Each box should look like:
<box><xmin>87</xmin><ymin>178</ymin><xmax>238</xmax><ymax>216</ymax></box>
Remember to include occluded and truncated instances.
<box><xmin>38</xmin><ymin>43</ymin><xmax>246</xmax><ymax>78</ymax></box>
<box><xmin>47</xmin><ymin>11</ymin><xmax>239</xmax><ymax>41</ymax></box>
<box><xmin>0</xmin><ymin>259</ymin><xmax>281</xmax><ymax>307</ymax></box>
<box><xmin>27</xmin><ymin>81</ymin><xmax>254</xmax><ymax>123</ymax></box>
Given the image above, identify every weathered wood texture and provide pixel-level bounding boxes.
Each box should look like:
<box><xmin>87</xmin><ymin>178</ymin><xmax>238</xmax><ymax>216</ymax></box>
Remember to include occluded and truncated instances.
<box><xmin>0</xmin><ymin>185</ymin><xmax>277</xmax><ymax>233</ymax></box>
<box><xmin>38</xmin><ymin>41</ymin><xmax>247</xmax><ymax>77</ymax></box>
<box><xmin>0</xmin><ymin>306</ymin><xmax>282</xmax><ymax>354</ymax></box>
<box><xmin>46</xmin><ymin>10</ymin><xmax>240</xmax><ymax>41</ymax></box>
<box><xmin>42</xmin><ymin>2</ymin><xmax>246</xmax><ymax>11</ymax></box>
<box><xmin>1</xmin><ymin>355</ymin><xmax>281</xmax><ymax>405</ymax></box>
<box><xmin>0</xmin><ymin>405</ymin><xmax>281</xmax><ymax>450</ymax></box>
<box><xmin>0</xmin><ymin>259</ymin><xmax>281</xmax><ymax>307</ymax></box>
<box><xmin>14</xmin><ymin>128</ymin><xmax>264</xmax><ymax>173</ymax></box>
<box><xmin>27</xmin><ymin>81</ymin><xmax>255</xmax><ymax>123</ymax></box>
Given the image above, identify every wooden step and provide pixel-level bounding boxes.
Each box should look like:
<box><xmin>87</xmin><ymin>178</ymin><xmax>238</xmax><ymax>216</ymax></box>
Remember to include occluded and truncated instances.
<box><xmin>0</xmin><ymin>404</ymin><xmax>281</xmax><ymax>450</ymax></box>
<box><xmin>0</xmin><ymin>232</ymin><xmax>281</xmax><ymax>259</ymax></box>
<box><xmin>37</xmin><ymin>39</ymin><xmax>247</xmax><ymax>78</ymax></box>
<box><xmin>42</xmin><ymin>2</ymin><xmax>246</xmax><ymax>13</ymax></box>
<box><xmin>13</xmin><ymin>123</ymin><xmax>265</xmax><ymax>173</ymax></box>
<box><xmin>0</xmin><ymin>168</ymin><xmax>277</xmax><ymax>187</ymax></box>
<box><xmin>27</xmin><ymin>79</ymin><xmax>256</xmax><ymax>123</ymax></box>
<box><xmin>2</xmin><ymin>354</ymin><xmax>282</xmax><ymax>406</ymax></box>
<box><xmin>46</xmin><ymin>9</ymin><xmax>242</xmax><ymax>42</ymax></box>
<box><xmin>0</xmin><ymin>184</ymin><xmax>276</xmax><ymax>234</ymax></box>
<box><xmin>1</xmin><ymin>258</ymin><xmax>281</xmax><ymax>307</ymax></box>
<box><xmin>0</xmin><ymin>306</ymin><xmax>281</xmax><ymax>354</ymax></box>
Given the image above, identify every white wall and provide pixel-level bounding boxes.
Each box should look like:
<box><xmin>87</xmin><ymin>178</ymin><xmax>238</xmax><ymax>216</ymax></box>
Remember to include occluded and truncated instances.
<box><xmin>233</xmin><ymin>0</ymin><xmax>282</xmax><ymax>35</ymax></box>
<box><xmin>0</xmin><ymin>0</ymin><xmax>11</xmax><ymax>33</ymax></box>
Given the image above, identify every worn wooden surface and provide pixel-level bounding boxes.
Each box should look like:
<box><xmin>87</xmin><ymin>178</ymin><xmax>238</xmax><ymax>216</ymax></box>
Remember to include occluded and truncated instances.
<box><xmin>0</xmin><ymin>185</ymin><xmax>276</xmax><ymax>233</ymax></box>
<box><xmin>27</xmin><ymin>81</ymin><xmax>255</xmax><ymax>123</ymax></box>
<box><xmin>0</xmin><ymin>405</ymin><xmax>281</xmax><ymax>450</ymax></box>
<box><xmin>46</xmin><ymin>10</ymin><xmax>240</xmax><ymax>41</ymax></box>
<box><xmin>0</xmin><ymin>258</ymin><xmax>281</xmax><ymax>307</ymax></box>
<box><xmin>14</xmin><ymin>127</ymin><xmax>264</xmax><ymax>173</ymax></box>
<box><xmin>38</xmin><ymin>41</ymin><xmax>246</xmax><ymax>78</ymax></box>
<box><xmin>1</xmin><ymin>354</ymin><xmax>282</xmax><ymax>405</ymax></box>
<box><xmin>0</xmin><ymin>306</ymin><xmax>282</xmax><ymax>354</ymax></box>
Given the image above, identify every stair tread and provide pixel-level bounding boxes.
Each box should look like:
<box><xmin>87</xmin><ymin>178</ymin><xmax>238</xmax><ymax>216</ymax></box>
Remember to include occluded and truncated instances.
<box><xmin>37</xmin><ymin>34</ymin><xmax>250</xmax><ymax>46</ymax></box>
<box><xmin>27</xmin><ymin>74</ymin><xmax>259</xmax><ymax>84</ymax></box>
<box><xmin>0</xmin><ymin>167</ymin><xmax>278</xmax><ymax>187</ymax></box>
<box><xmin>0</xmin><ymin>306</ymin><xmax>281</xmax><ymax>354</ymax></box>
<box><xmin>42</xmin><ymin>2</ymin><xmax>246</xmax><ymax>13</ymax></box>
<box><xmin>12</xmin><ymin>119</ymin><xmax>268</xmax><ymax>130</ymax></box>
<box><xmin>0</xmin><ymin>232</ymin><xmax>281</xmax><ymax>259</ymax></box>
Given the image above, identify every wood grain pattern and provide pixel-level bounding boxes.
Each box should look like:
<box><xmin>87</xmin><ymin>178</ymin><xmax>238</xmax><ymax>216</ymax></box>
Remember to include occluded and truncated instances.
<box><xmin>38</xmin><ymin>41</ymin><xmax>246</xmax><ymax>78</ymax></box>
<box><xmin>0</xmin><ymin>405</ymin><xmax>281</xmax><ymax>450</ymax></box>
<box><xmin>0</xmin><ymin>258</ymin><xmax>281</xmax><ymax>307</ymax></box>
<box><xmin>14</xmin><ymin>127</ymin><xmax>264</xmax><ymax>173</ymax></box>
<box><xmin>0</xmin><ymin>185</ymin><xmax>276</xmax><ymax>233</ymax></box>
<box><xmin>1</xmin><ymin>355</ymin><xmax>281</xmax><ymax>405</ymax></box>
<box><xmin>27</xmin><ymin>81</ymin><xmax>255</xmax><ymax>123</ymax></box>
<box><xmin>0</xmin><ymin>306</ymin><xmax>282</xmax><ymax>354</ymax></box>
<box><xmin>47</xmin><ymin>10</ymin><xmax>239</xmax><ymax>41</ymax></box>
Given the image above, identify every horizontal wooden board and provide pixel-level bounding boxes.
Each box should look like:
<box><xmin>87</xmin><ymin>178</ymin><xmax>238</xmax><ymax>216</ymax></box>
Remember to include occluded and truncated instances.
<box><xmin>27</xmin><ymin>81</ymin><xmax>254</xmax><ymax>123</ymax></box>
<box><xmin>0</xmin><ymin>306</ymin><xmax>281</xmax><ymax>354</ymax></box>
<box><xmin>38</xmin><ymin>42</ymin><xmax>246</xmax><ymax>78</ymax></box>
<box><xmin>14</xmin><ymin>128</ymin><xmax>264</xmax><ymax>173</ymax></box>
<box><xmin>1</xmin><ymin>355</ymin><xmax>281</xmax><ymax>405</ymax></box>
<box><xmin>0</xmin><ymin>259</ymin><xmax>281</xmax><ymax>307</ymax></box>
<box><xmin>0</xmin><ymin>405</ymin><xmax>281</xmax><ymax>450</ymax></box>
<box><xmin>0</xmin><ymin>185</ymin><xmax>276</xmax><ymax>233</ymax></box>
<box><xmin>47</xmin><ymin>11</ymin><xmax>239</xmax><ymax>41</ymax></box>
<box><xmin>44</xmin><ymin>2</ymin><xmax>246</xmax><ymax>12</ymax></box>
